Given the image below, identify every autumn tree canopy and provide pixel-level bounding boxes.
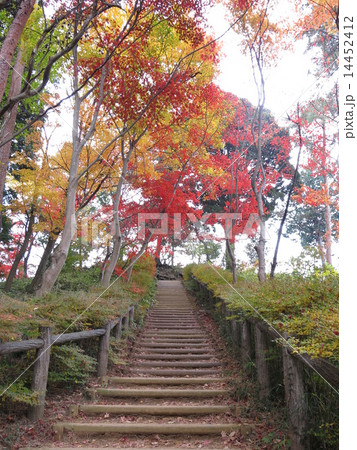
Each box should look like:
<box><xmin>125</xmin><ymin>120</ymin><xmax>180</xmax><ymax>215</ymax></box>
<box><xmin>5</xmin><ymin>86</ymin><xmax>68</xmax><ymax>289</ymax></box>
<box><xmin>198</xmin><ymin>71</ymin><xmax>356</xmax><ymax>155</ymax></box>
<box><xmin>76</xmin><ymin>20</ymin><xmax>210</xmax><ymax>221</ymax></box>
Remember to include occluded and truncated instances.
<box><xmin>0</xmin><ymin>0</ymin><xmax>339</xmax><ymax>289</ymax></box>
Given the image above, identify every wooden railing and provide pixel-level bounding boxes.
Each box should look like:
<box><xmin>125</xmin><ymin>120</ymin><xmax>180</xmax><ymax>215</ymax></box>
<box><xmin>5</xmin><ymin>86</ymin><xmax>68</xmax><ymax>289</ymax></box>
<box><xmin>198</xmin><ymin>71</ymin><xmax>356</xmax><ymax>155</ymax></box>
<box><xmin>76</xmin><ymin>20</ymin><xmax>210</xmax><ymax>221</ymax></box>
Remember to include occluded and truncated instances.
<box><xmin>190</xmin><ymin>275</ymin><xmax>338</xmax><ymax>450</ymax></box>
<box><xmin>0</xmin><ymin>306</ymin><xmax>135</xmax><ymax>420</ymax></box>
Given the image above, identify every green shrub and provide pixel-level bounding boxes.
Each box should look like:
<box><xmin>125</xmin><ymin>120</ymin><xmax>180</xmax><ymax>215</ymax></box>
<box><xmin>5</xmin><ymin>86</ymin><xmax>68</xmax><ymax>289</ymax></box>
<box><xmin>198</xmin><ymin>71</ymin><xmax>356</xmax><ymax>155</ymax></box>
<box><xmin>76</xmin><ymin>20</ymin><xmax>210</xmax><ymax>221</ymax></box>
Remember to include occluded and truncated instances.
<box><xmin>54</xmin><ymin>266</ymin><xmax>101</xmax><ymax>292</ymax></box>
<box><xmin>185</xmin><ymin>264</ymin><xmax>338</xmax><ymax>364</ymax></box>
<box><xmin>0</xmin><ymin>255</ymin><xmax>157</xmax><ymax>342</ymax></box>
<box><xmin>0</xmin><ymin>351</ymin><xmax>38</xmax><ymax>408</ymax></box>
<box><xmin>47</xmin><ymin>344</ymin><xmax>96</xmax><ymax>389</ymax></box>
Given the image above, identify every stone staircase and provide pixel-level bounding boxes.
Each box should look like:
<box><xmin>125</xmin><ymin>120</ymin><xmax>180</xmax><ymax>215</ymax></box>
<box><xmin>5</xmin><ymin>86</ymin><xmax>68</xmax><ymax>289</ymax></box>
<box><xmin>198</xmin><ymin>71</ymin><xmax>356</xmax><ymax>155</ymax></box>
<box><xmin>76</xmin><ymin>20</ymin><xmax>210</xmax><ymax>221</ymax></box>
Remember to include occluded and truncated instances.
<box><xmin>49</xmin><ymin>280</ymin><xmax>253</xmax><ymax>448</ymax></box>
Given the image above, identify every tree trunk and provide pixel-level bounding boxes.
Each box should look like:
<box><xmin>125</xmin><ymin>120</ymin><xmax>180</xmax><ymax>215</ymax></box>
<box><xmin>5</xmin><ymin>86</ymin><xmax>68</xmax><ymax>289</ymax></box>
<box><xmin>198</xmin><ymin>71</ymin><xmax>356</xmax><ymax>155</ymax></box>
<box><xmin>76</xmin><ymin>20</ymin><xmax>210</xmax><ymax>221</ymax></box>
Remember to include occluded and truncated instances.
<box><xmin>34</xmin><ymin>174</ymin><xmax>78</xmax><ymax>296</ymax></box>
<box><xmin>270</xmin><ymin>106</ymin><xmax>303</xmax><ymax>278</ymax></box>
<box><xmin>0</xmin><ymin>0</ymin><xmax>35</xmax><ymax>105</ymax></box>
<box><xmin>225</xmin><ymin>239</ymin><xmax>237</xmax><ymax>284</ymax></box>
<box><xmin>27</xmin><ymin>235</ymin><xmax>58</xmax><ymax>293</ymax></box>
<box><xmin>100</xmin><ymin>243</ymin><xmax>111</xmax><ymax>282</ymax></box>
<box><xmin>250</xmin><ymin>31</ymin><xmax>267</xmax><ymax>283</ymax></box>
<box><xmin>0</xmin><ymin>48</ymin><xmax>24</xmax><ymax>227</ymax></box>
<box><xmin>101</xmin><ymin>139</ymin><xmax>133</xmax><ymax>288</ymax></box>
<box><xmin>317</xmin><ymin>234</ymin><xmax>326</xmax><ymax>266</ymax></box>
<box><xmin>252</xmin><ymin>101</ymin><xmax>266</xmax><ymax>283</ymax></box>
<box><xmin>23</xmin><ymin>233</ymin><xmax>36</xmax><ymax>278</ymax></box>
<box><xmin>254</xmin><ymin>194</ymin><xmax>266</xmax><ymax>283</ymax></box>
<box><xmin>251</xmin><ymin>90</ymin><xmax>266</xmax><ymax>282</ymax></box>
<box><xmin>324</xmin><ymin>194</ymin><xmax>332</xmax><ymax>265</ymax></box>
<box><xmin>322</xmin><ymin>122</ymin><xmax>332</xmax><ymax>265</ymax></box>
<box><xmin>125</xmin><ymin>231</ymin><xmax>153</xmax><ymax>282</ymax></box>
<box><xmin>4</xmin><ymin>212</ymin><xmax>35</xmax><ymax>291</ymax></box>
<box><xmin>34</xmin><ymin>43</ymin><xmax>107</xmax><ymax>296</ymax></box>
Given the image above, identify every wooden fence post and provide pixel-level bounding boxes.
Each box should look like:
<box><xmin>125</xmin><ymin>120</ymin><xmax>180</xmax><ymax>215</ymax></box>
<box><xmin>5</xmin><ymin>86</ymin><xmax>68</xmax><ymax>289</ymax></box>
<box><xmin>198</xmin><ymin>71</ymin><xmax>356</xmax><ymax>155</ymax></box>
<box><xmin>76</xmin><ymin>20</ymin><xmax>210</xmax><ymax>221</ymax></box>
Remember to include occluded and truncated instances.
<box><xmin>113</xmin><ymin>317</ymin><xmax>123</xmax><ymax>339</ymax></box>
<box><xmin>241</xmin><ymin>320</ymin><xmax>252</xmax><ymax>367</ymax></box>
<box><xmin>28</xmin><ymin>326</ymin><xmax>52</xmax><ymax>420</ymax></box>
<box><xmin>122</xmin><ymin>313</ymin><xmax>128</xmax><ymax>332</ymax></box>
<box><xmin>282</xmin><ymin>346</ymin><xmax>309</xmax><ymax>450</ymax></box>
<box><xmin>129</xmin><ymin>306</ymin><xmax>134</xmax><ymax>327</ymax></box>
<box><xmin>97</xmin><ymin>322</ymin><xmax>111</xmax><ymax>377</ymax></box>
<box><xmin>221</xmin><ymin>302</ymin><xmax>228</xmax><ymax>334</ymax></box>
<box><xmin>254</xmin><ymin>323</ymin><xmax>270</xmax><ymax>399</ymax></box>
<box><xmin>231</xmin><ymin>319</ymin><xmax>239</xmax><ymax>349</ymax></box>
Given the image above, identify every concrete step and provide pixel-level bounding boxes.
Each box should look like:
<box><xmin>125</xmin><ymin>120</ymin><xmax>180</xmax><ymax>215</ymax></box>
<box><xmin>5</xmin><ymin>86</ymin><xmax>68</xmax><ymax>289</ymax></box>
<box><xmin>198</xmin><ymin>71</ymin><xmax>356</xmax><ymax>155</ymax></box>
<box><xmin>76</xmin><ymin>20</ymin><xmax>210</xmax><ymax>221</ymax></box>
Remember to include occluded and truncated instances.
<box><xmin>88</xmin><ymin>388</ymin><xmax>229</xmax><ymax>398</ymax></box>
<box><xmin>130</xmin><ymin>368</ymin><xmax>221</xmax><ymax>376</ymax></box>
<box><xmin>70</xmin><ymin>404</ymin><xmax>234</xmax><ymax>416</ymax></box>
<box><xmin>53</xmin><ymin>422</ymin><xmax>250</xmax><ymax>440</ymax></box>
<box><xmin>142</xmin><ymin>339</ymin><xmax>207</xmax><ymax>343</ymax></box>
<box><xmin>138</xmin><ymin>335</ymin><xmax>209</xmax><ymax>343</ymax></box>
<box><xmin>147</xmin><ymin>325</ymin><xmax>203</xmax><ymax>333</ymax></box>
<box><xmin>140</xmin><ymin>346</ymin><xmax>212</xmax><ymax>351</ymax></box>
<box><xmin>22</xmin><ymin>448</ymin><xmax>237</xmax><ymax>450</ymax></box>
<box><xmin>133</xmin><ymin>361</ymin><xmax>220</xmax><ymax>368</ymax></box>
<box><xmin>103</xmin><ymin>376</ymin><xmax>226</xmax><ymax>385</ymax></box>
<box><xmin>136</xmin><ymin>347</ymin><xmax>213</xmax><ymax>354</ymax></box>
<box><xmin>148</xmin><ymin>313</ymin><xmax>195</xmax><ymax>317</ymax></box>
<box><xmin>136</xmin><ymin>354</ymin><xmax>216</xmax><ymax>360</ymax></box>
<box><xmin>145</xmin><ymin>330</ymin><xmax>207</xmax><ymax>339</ymax></box>
<box><xmin>145</xmin><ymin>318</ymin><xmax>198</xmax><ymax>322</ymax></box>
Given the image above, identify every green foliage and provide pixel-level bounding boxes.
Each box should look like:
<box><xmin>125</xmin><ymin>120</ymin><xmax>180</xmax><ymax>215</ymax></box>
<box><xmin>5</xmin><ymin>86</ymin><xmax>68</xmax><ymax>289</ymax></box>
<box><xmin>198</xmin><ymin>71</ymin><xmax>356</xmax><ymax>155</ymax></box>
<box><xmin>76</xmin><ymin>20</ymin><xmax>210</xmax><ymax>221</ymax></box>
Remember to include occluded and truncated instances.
<box><xmin>0</xmin><ymin>293</ymin><xmax>45</xmax><ymax>341</ymax></box>
<box><xmin>0</xmin><ymin>255</ymin><xmax>156</xmax><ymax>412</ymax></box>
<box><xmin>0</xmin><ymin>255</ymin><xmax>157</xmax><ymax>342</ymax></box>
<box><xmin>289</xmin><ymin>246</ymin><xmax>322</xmax><ymax>277</ymax></box>
<box><xmin>108</xmin><ymin>337</ymin><xmax>126</xmax><ymax>366</ymax></box>
<box><xmin>0</xmin><ymin>380</ymin><xmax>37</xmax><ymax>406</ymax></box>
<box><xmin>304</xmin><ymin>369</ymin><xmax>339</xmax><ymax>449</ymax></box>
<box><xmin>183</xmin><ymin>239</ymin><xmax>221</xmax><ymax>263</ymax></box>
<box><xmin>47</xmin><ymin>344</ymin><xmax>96</xmax><ymax>388</ymax></box>
<box><xmin>54</xmin><ymin>265</ymin><xmax>100</xmax><ymax>291</ymax></box>
<box><xmin>0</xmin><ymin>351</ymin><xmax>38</xmax><ymax>407</ymax></box>
<box><xmin>186</xmin><ymin>263</ymin><xmax>338</xmax><ymax>449</ymax></box>
<box><xmin>185</xmin><ymin>263</ymin><xmax>338</xmax><ymax>363</ymax></box>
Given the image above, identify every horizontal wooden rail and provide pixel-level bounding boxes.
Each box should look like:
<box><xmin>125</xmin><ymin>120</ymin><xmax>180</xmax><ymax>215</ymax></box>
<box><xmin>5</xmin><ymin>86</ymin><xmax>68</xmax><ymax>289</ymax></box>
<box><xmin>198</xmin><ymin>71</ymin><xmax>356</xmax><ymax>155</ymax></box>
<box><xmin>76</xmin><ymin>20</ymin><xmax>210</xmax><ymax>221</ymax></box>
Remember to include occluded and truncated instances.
<box><xmin>0</xmin><ymin>305</ymin><xmax>137</xmax><ymax>420</ymax></box>
<box><xmin>0</xmin><ymin>307</ymin><xmax>136</xmax><ymax>356</ymax></box>
<box><xmin>0</xmin><ymin>338</ymin><xmax>44</xmax><ymax>355</ymax></box>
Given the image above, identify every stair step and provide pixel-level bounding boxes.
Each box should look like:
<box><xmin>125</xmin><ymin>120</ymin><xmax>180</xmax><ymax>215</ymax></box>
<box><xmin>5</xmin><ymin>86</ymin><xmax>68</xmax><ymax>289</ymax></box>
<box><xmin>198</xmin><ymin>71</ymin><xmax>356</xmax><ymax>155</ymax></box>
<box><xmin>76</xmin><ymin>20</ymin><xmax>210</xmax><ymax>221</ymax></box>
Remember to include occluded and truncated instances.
<box><xmin>53</xmin><ymin>422</ymin><xmax>250</xmax><ymax>439</ymax></box>
<box><xmin>141</xmin><ymin>338</ymin><xmax>207</xmax><ymax>343</ymax></box>
<box><xmin>89</xmin><ymin>388</ymin><xmax>229</xmax><ymax>398</ymax></box>
<box><xmin>21</xmin><ymin>448</ymin><xmax>232</xmax><ymax>450</ymax></box>
<box><xmin>140</xmin><ymin>338</ymin><xmax>208</xmax><ymax>343</ymax></box>
<box><xmin>133</xmin><ymin>361</ymin><xmax>220</xmax><ymax>368</ymax></box>
<box><xmin>146</xmin><ymin>319</ymin><xmax>198</xmax><ymax>322</ymax></box>
<box><xmin>72</xmin><ymin>404</ymin><xmax>233</xmax><ymax>416</ymax></box>
<box><xmin>103</xmin><ymin>376</ymin><xmax>226</xmax><ymax>385</ymax></box>
<box><xmin>144</xmin><ymin>334</ymin><xmax>207</xmax><ymax>338</ymax></box>
<box><xmin>136</xmin><ymin>348</ymin><xmax>212</xmax><ymax>354</ymax></box>
<box><xmin>130</xmin><ymin>368</ymin><xmax>221</xmax><ymax>376</ymax></box>
<box><xmin>147</xmin><ymin>325</ymin><xmax>201</xmax><ymax>328</ymax></box>
<box><xmin>140</xmin><ymin>346</ymin><xmax>211</xmax><ymax>351</ymax></box>
<box><xmin>136</xmin><ymin>354</ymin><xmax>216</xmax><ymax>360</ymax></box>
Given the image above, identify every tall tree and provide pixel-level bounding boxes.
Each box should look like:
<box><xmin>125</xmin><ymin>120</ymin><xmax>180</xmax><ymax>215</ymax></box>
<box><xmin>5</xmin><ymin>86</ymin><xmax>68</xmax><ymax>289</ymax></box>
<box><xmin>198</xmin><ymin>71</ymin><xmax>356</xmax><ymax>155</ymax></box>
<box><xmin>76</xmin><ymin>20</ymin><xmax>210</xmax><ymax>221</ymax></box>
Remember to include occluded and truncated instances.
<box><xmin>228</xmin><ymin>0</ymin><xmax>288</xmax><ymax>281</ymax></box>
<box><xmin>35</xmin><ymin>0</ymin><xmax>218</xmax><ymax>295</ymax></box>
<box><xmin>0</xmin><ymin>0</ymin><xmax>35</xmax><ymax>105</ymax></box>
<box><xmin>202</xmin><ymin>94</ymin><xmax>291</xmax><ymax>283</ymax></box>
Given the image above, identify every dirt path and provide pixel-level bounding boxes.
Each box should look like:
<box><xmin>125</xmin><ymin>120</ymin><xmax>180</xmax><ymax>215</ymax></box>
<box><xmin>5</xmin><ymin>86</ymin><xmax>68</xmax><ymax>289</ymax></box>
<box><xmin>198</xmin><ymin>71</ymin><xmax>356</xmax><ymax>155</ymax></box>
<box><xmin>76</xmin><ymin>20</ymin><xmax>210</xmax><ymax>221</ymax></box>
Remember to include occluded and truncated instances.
<box><xmin>20</xmin><ymin>280</ymin><xmax>283</xmax><ymax>449</ymax></box>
